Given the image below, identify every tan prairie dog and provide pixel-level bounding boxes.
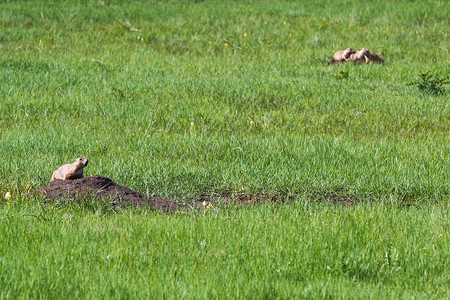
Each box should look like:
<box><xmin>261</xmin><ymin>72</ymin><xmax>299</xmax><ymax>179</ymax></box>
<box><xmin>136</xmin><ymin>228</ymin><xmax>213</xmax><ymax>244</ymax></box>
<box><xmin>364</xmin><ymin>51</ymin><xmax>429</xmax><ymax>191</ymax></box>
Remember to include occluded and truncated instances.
<box><xmin>365</xmin><ymin>52</ymin><xmax>384</xmax><ymax>63</ymax></box>
<box><xmin>331</xmin><ymin>48</ymin><xmax>356</xmax><ymax>63</ymax></box>
<box><xmin>51</xmin><ymin>157</ymin><xmax>89</xmax><ymax>181</ymax></box>
<box><xmin>349</xmin><ymin>48</ymin><xmax>371</xmax><ymax>63</ymax></box>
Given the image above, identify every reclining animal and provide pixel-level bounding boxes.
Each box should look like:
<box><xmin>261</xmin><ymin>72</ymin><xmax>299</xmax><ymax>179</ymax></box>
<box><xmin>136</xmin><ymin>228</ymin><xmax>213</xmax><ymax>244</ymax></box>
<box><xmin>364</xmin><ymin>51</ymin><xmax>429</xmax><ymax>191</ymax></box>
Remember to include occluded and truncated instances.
<box><xmin>330</xmin><ymin>48</ymin><xmax>356</xmax><ymax>64</ymax></box>
<box><xmin>349</xmin><ymin>48</ymin><xmax>371</xmax><ymax>63</ymax></box>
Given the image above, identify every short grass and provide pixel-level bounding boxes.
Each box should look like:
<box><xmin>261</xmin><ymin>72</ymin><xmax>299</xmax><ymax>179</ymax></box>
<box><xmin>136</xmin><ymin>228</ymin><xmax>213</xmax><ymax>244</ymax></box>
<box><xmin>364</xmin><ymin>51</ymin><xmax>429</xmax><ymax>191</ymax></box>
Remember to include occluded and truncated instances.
<box><xmin>1</xmin><ymin>199</ymin><xmax>448</xmax><ymax>299</ymax></box>
<box><xmin>0</xmin><ymin>0</ymin><xmax>449</xmax><ymax>298</ymax></box>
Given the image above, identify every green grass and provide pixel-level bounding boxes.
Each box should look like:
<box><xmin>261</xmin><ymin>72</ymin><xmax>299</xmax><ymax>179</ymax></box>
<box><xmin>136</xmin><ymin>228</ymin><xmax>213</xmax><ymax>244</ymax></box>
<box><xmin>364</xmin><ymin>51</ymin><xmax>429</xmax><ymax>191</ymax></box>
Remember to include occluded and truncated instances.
<box><xmin>0</xmin><ymin>0</ymin><xmax>449</xmax><ymax>298</ymax></box>
<box><xmin>1</xmin><ymin>199</ymin><xmax>448</xmax><ymax>298</ymax></box>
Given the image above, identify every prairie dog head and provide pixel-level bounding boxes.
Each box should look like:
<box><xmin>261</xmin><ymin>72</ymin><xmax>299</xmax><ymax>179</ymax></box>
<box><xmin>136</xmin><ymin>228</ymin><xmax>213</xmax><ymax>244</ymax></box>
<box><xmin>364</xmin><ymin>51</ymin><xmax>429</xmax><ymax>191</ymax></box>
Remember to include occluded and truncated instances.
<box><xmin>74</xmin><ymin>157</ymin><xmax>89</xmax><ymax>170</ymax></box>
<box><xmin>359</xmin><ymin>48</ymin><xmax>370</xmax><ymax>56</ymax></box>
<box><xmin>343</xmin><ymin>48</ymin><xmax>356</xmax><ymax>59</ymax></box>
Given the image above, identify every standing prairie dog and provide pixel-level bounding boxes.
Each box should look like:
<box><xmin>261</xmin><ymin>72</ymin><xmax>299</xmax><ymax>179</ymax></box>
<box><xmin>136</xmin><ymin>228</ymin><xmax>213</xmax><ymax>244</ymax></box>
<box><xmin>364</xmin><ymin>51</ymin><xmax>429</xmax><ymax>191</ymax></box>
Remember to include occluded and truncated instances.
<box><xmin>331</xmin><ymin>48</ymin><xmax>356</xmax><ymax>63</ymax></box>
<box><xmin>349</xmin><ymin>48</ymin><xmax>370</xmax><ymax>63</ymax></box>
<box><xmin>51</xmin><ymin>157</ymin><xmax>89</xmax><ymax>181</ymax></box>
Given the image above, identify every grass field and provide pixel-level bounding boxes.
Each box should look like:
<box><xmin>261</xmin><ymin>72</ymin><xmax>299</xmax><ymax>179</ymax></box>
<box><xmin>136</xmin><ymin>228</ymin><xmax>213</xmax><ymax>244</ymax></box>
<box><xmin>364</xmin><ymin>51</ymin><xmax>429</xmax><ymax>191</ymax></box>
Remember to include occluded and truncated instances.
<box><xmin>0</xmin><ymin>0</ymin><xmax>449</xmax><ymax>298</ymax></box>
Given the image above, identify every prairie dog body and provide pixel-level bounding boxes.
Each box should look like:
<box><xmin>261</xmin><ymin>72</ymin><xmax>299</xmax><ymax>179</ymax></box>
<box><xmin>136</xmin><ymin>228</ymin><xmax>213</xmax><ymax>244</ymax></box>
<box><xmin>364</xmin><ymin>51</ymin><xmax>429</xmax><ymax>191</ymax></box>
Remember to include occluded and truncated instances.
<box><xmin>365</xmin><ymin>52</ymin><xmax>384</xmax><ymax>63</ymax></box>
<box><xmin>51</xmin><ymin>157</ymin><xmax>89</xmax><ymax>181</ymax></box>
<box><xmin>350</xmin><ymin>48</ymin><xmax>370</xmax><ymax>63</ymax></box>
<box><xmin>331</xmin><ymin>48</ymin><xmax>356</xmax><ymax>63</ymax></box>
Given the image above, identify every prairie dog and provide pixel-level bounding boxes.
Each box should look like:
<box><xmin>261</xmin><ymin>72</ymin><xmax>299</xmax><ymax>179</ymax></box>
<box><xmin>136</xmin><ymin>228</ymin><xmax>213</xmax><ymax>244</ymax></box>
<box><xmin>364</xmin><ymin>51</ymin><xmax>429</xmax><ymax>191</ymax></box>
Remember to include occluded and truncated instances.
<box><xmin>365</xmin><ymin>52</ymin><xmax>384</xmax><ymax>63</ymax></box>
<box><xmin>350</xmin><ymin>48</ymin><xmax>370</xmax><ymax>63</ymax></box>
<box><xmin>331</xmin><ymin>48</ymin><xmax>356</xmax><ymax>63</ymax></box>
<box><xmin>51</xmin><ymin>157</ymin><xmax>89</xmax><ymax>181</ymax></box>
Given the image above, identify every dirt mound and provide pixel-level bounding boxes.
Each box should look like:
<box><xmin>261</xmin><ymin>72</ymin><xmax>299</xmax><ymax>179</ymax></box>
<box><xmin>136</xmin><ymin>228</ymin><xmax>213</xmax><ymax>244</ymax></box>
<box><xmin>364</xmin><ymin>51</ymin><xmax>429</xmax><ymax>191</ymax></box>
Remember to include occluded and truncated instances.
<box><xmin>31</xmin><ymin>176</ymin><xmax>184</xmax><ymax>213</ymax></box>
<box><xmin>30</xmin><ymin>176</ymin><xmax>359</xmax><ymax>212</ymax></box>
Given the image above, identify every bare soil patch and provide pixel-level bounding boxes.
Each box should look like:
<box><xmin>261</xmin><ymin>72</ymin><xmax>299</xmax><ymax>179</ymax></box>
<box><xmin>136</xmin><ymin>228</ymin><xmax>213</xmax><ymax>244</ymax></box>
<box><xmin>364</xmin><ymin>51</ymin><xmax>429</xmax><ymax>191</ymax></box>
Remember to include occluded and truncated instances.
<box><xmin>195</xmin><ymin>193</ymin><xmax>284</xmax><ymax>207</ymax></box>
<box><xmin>31</xmin><ymin>176</ymin><xmax>184</xmax><ymax>213</ymax></box>
<box><xmin>195</xmin><ymin>192</ymin><xmax>358</xmax><ymax>207</ymax></box>
<box><xmin>311</xmin><ymin>191</ymin><xmax>360</xmax><ymax>206</ymax></box>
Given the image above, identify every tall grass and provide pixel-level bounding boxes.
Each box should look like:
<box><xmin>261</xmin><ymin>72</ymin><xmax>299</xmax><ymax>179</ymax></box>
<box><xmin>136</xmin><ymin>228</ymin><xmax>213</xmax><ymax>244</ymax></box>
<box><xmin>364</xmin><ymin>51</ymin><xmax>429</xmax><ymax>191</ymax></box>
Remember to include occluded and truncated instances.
<box><xmin>1</xmin><ymin>0</ymin><xmax>448</xmax><ymax>201</ymax></box>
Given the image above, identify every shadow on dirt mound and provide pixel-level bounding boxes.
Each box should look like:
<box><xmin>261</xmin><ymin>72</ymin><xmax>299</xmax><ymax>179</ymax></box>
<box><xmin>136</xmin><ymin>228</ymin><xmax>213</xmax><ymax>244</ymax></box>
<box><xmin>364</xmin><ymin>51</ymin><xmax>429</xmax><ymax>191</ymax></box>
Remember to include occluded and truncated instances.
<box><xmin>31</xmin><ymin>175</ymin><xmax>184</xmax><ymax>213</ymax></box>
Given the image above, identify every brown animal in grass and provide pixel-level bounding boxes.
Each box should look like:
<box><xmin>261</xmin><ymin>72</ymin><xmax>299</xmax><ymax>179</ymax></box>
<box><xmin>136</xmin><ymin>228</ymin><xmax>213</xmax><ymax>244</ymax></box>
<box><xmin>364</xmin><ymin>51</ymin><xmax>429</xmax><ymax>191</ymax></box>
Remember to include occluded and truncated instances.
<box><xmin>349</xmin><ymin>48</ymin><xmax>371</xmax><ymax>63</ymax></box>
<box><xmin>330</xmin><ymin>48</ymin><xmax>356</xmax><ymax>63</ymax></box>
<box><xmin>364</xmin><ymin>52</ymin><xmax>384</xmax><ymax>63</ymax></box>
<box><xmin>51</xmin><ymin>157</ymin><xmax>89</xmax><ymax>181</ymax></box>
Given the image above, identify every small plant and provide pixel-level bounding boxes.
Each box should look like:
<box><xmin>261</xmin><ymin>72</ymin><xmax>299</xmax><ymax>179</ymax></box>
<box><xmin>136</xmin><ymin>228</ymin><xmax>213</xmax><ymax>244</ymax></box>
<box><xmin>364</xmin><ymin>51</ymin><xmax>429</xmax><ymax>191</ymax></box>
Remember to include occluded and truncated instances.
<box><xmin>408</xmin><ymin>71</ymin><xmax>449</xmax><ymax>95</ymax></box>
<box><xmin>331</xmin><ymin>70</ymin><xmax>350</xmax><ymax>80</ymax></box>
<box><xmin>202</xmin><ymin>200</ymin><xmax>214</xmax><ymax>216</ymax></box>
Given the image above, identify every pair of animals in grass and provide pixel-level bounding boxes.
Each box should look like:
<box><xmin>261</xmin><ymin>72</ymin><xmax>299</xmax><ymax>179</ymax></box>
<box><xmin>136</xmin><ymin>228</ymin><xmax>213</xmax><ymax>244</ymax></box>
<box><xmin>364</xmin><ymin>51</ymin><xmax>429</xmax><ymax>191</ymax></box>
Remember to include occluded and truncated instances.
<box><xmin>331</xmin><ymin>47</ymin><xmax>383</xmax><ymax>64</ymax></box>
